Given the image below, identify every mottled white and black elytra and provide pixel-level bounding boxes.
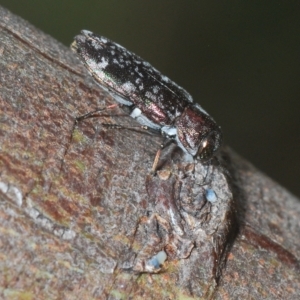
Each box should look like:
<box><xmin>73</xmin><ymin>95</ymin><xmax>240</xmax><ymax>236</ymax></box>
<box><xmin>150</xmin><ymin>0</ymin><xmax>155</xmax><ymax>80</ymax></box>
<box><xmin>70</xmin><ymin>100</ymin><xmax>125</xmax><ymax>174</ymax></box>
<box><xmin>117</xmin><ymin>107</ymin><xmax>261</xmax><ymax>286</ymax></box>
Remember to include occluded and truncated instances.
<box><xmin>71</xmin><ymin>30</ymin><xmax>222</xmax><ymax>161</ymax></box>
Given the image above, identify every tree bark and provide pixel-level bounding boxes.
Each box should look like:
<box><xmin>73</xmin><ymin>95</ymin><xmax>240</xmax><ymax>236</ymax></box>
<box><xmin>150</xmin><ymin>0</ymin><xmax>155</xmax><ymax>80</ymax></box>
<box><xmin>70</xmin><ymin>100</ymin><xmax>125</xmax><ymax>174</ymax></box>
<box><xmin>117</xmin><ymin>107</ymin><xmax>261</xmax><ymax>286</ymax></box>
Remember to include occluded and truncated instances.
<box><xmin>0</xmin><ymin>6</ymin><xmax>299</xmax><ymax>299</ymax></box>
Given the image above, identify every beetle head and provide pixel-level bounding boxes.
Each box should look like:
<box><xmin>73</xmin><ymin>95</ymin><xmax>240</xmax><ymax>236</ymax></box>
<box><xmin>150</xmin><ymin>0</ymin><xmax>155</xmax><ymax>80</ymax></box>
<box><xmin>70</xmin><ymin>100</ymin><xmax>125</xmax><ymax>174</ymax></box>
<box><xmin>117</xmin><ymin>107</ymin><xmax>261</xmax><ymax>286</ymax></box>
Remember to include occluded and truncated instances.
<box><xmin>175</xmin><ymin>106</ymin><xmax>222</xmax><ymax>160</ymax></box>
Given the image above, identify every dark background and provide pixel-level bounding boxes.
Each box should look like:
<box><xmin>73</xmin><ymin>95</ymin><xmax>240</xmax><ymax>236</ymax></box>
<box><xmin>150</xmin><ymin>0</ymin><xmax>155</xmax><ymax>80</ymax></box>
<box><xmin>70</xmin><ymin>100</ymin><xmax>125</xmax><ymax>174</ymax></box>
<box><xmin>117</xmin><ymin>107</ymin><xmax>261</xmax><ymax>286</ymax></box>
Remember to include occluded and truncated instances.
<box><xmin>1</xmin><ymin>1</ymin><xmax>300</xmax><ymax>198</ymax></box>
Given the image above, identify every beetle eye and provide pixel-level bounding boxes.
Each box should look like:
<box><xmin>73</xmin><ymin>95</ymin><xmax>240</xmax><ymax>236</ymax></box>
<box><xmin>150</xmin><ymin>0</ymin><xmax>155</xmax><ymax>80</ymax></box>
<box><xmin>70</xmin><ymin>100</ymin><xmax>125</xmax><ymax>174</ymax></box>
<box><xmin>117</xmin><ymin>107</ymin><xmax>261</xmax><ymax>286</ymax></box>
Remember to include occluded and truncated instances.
<box><xmin>197</xmin><ymin>139</ymin><xmax>214</xmax><ymax>160</ymax></box>
<box><xmin>197</xmin><ymin>128</ymin><xmax>222</xmax><ymax>160</ymax></box>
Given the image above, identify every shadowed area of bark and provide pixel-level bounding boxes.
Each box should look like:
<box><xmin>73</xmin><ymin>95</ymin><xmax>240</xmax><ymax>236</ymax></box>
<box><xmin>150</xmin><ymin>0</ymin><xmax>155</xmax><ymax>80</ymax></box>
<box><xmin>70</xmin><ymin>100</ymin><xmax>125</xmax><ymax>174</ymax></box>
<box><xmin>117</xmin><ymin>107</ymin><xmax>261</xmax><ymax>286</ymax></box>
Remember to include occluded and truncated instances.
<box><xmin>0</xmin><ymin>6</ymin><xmax>299</xmax><ymax>299</ymax></box>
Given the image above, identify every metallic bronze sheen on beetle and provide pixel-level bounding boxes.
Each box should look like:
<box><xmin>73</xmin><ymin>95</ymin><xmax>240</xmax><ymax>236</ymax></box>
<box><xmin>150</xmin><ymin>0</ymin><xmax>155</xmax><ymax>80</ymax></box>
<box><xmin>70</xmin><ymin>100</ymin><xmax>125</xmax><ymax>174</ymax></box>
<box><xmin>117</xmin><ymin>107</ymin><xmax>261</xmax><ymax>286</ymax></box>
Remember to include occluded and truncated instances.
<box><xmin>71</xmin><ymin>30</ymin><xmax>222</xmax><ymax>161</ymax></box>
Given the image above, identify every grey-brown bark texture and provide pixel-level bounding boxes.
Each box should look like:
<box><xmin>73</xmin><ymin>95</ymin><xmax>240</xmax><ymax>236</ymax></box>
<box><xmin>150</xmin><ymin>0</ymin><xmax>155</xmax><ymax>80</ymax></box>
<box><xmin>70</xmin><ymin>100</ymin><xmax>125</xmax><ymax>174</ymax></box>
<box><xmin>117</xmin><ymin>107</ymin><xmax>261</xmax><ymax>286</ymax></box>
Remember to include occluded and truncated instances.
<box><xmin>0</xmin><ymin>6</ymin><xmax>299</xmax><ymax>300</ymax></box>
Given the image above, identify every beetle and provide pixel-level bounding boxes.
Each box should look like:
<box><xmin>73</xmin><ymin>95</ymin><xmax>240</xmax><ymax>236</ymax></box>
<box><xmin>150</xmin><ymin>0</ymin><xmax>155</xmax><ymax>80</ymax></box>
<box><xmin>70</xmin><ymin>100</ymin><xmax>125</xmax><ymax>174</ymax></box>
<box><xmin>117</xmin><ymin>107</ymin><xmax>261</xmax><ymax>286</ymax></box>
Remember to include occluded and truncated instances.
<box><xmin>71</xmin><ymin>30</ymin><xmax>222</xmax><ymax>165</ymax></box>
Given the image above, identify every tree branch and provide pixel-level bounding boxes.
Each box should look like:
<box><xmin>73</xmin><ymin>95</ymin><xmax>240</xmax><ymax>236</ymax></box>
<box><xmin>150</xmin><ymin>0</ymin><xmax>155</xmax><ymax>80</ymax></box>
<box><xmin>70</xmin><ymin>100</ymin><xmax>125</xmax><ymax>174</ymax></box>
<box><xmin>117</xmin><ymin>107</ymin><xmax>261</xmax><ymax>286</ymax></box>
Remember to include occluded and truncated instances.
<box><xmin>0</xmin><ymin>6</ymin><xmax>299</xmax><ymax>299</ymax></box>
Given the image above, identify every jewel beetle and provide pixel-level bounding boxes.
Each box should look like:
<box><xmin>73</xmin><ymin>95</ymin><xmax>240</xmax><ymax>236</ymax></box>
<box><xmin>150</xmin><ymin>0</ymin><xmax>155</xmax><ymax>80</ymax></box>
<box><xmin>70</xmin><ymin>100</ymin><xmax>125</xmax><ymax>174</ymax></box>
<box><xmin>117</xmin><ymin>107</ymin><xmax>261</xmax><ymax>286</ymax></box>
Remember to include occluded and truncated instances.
<box><xmin>71</xmin><ymin>30</ymin><xmax>222</xmax><ymax>162</ymax></box>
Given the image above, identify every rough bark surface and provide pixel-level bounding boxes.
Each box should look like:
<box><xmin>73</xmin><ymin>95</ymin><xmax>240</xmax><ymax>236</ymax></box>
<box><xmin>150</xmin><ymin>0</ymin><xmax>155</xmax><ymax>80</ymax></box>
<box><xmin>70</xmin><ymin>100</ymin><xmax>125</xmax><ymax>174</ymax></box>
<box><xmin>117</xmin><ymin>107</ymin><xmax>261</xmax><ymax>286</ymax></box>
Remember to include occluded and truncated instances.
<box><xmin>0</xmin><ymin>6</ymin><xmax>299</xmax><ymax>300</ymax></box>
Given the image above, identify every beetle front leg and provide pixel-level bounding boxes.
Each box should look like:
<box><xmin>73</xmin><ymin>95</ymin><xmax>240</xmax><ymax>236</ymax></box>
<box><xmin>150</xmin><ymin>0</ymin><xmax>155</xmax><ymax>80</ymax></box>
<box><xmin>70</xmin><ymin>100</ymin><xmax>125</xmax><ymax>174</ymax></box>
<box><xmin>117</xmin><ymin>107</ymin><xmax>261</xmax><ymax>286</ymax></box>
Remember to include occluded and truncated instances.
<box><xmin>151</xmin><ymin>136</ymin><xmax>175</xmax><ymax>173</ymax></box>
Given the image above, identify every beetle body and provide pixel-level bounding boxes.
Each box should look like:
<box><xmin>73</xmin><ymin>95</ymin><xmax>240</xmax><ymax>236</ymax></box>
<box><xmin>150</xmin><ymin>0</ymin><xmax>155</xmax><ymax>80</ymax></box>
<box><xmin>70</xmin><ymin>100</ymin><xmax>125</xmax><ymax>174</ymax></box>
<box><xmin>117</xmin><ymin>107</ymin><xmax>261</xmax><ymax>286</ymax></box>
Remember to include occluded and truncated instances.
<box><xmin>72</xmin><ymin>30</ymin><xmax>222</xmax><ymax>160</ymax></box>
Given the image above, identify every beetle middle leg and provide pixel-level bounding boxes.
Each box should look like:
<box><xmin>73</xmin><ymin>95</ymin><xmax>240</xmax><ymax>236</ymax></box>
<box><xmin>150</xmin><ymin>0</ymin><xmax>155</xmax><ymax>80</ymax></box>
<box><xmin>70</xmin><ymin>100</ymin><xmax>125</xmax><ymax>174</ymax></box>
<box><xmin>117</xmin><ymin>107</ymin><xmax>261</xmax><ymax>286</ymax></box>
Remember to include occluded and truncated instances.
<box><xmin>76</xmin><ymin>104</ymin><xmax>176</xmax><ymax>173</ymax></box>
<box><xmin>76</xmin><ymin>103</ymin><xmax>160</xmax><ymax>134</ymax></box>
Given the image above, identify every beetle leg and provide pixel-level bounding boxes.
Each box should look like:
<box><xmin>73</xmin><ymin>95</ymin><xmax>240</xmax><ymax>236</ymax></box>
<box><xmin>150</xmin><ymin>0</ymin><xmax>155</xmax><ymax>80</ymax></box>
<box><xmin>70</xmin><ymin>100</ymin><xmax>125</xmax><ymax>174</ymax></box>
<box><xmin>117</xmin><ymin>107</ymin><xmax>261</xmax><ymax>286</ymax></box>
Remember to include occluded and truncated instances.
<box><xmin>75</xmin><ymin>103</ymin><xmax>120</xmax><ymax>122</ymax></box>
<box><xmin>151</xmin><ymin>137</ymin><xmax>175</xmax><ymax>173</ymax></box>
